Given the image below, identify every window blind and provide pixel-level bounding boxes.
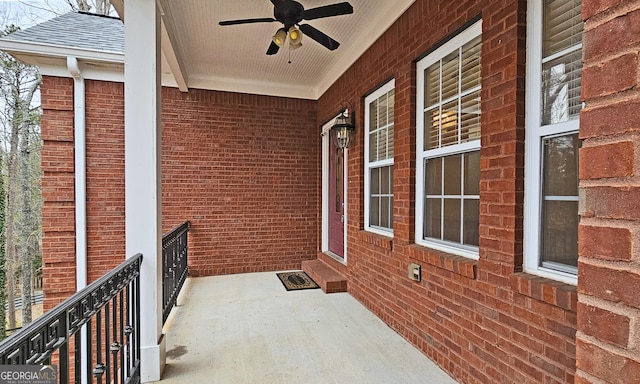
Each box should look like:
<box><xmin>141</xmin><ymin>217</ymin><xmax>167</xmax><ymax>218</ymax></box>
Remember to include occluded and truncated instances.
<box><xmin>541</xmin><ymin>0</ymin><xmax>582</xmax><ymax>125</ymax></box>
<box><xmin>369</xmin><ymin>90</ymin><xmax>395</xmax><ymax>163</ymax></box>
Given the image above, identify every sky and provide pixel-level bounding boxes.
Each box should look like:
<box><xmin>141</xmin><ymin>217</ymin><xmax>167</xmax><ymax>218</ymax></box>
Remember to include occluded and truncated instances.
<box><xmin>0</xmin><ymin>0</ymin><xmax>71</xmax><ymax>29</ymax></box>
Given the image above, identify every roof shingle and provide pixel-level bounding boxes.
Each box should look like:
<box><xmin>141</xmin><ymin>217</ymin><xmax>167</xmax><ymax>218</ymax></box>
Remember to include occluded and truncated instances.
<box><xmin>2</xmin><ymin>11</ymin><xmax>123</xmax><ymax>54</ymax></box>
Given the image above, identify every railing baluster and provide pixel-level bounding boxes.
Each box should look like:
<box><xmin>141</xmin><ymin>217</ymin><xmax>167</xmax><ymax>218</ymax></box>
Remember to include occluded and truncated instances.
<box><xmin>0</xmin><ymin>255</ymin><xmax>143</xmax><ymax>384</ymax></box>
<box><xmin>95</xmin><ymin>306</ymin><xmax>103</xmax><ymax>384</ymax></box>
<box><xmin>162</xmin><ymin>221</ymin><xmax>190</xmax><ymax>324</ymax></box>
<box><xmin>135</xmin><ymin>266</ymin><xmax>141</xmax><ymax>377</ymax></box>
<box><xmin>111</xmin><ymin>292</ymin><xmax>119</xmax><ymax>384</ymax></box>
<box><xmin>105</xmin><ymin>301</ymin><xmax>110</xmax><ymax>384</ymax></box>
<box><xmin>59</xmin><ymin>313</ymin><xmax>69</xmax><ymax>384</ymax></box>
<box><xmin>87</xmin><ymin>318</ymin><xmax>93</xmax><ymax>384</ymax></box>
<box><xmin>119</xmin><ymin>289</ymin><xmax>125</xmax><ymax>384</ymax></box>
<box><xmin>125</xmin><ymin>284</ymin><xmax>131</xmax><ymax>379</ymax></box>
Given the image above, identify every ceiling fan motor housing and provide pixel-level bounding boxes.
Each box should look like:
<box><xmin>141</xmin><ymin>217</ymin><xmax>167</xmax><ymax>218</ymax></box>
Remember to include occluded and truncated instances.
<box><xmin>274</xmin><ymin>1</ymin><xmax>305</xmax><ymax>29</ymax></box>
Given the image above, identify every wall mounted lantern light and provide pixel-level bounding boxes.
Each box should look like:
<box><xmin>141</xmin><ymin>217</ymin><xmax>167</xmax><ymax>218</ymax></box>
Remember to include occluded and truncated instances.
<box><xmin>331</xmin><ymin>106</ymin><xmax>355</xmax><ymax>149</ymax></box>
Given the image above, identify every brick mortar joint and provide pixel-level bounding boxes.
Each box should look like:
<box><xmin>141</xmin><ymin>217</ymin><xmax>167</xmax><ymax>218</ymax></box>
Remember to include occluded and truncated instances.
<box><xmin>579</xmin><ymin>132</ymin><xmax>639</xmax><ymax>147</ymax></box>
<box><xmin>576</xmin><ymin>332</ymin><xmax>640</xmax><ymax>362</ymax></box>
<box><xmin>575</xmin><ymin>369</ymin><xmax>611</xmax><ymax>384</ymax></box>
<box><xmin>579</xmin><ymin>180</ymin><xmax>640</xmax><ymax>188</ymax></box>
<box><xmin>583</xmin><ymin>48</ymin><xmax>639</xmax><ymax>68</ymax></box>
<box><xmin>579</xmin><ymin>257</ymin><xmax>640</xmax><ymax>274</ymax></box>
<box><xmin>579</xmin><ymin>293</ymin><xmax>640</xmax><ymax>318</ymax></box>
<box><xmin>582</xmin><ymin>87</ymin><xmax>640</xmax><ymax>109</ymax></box>
<box><xmin>579</xmin><ymin>218</ymin><xmax>640</xmax><ymax>232</ymax></box>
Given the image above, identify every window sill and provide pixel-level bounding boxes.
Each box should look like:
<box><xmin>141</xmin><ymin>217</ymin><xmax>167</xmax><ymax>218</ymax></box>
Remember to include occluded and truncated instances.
<box><xmin>409</xmin><ymin>244</ymin><xmax>477</xmax><ymax>279</ymax></box>
<box><xmin>511</xmin><ymin>273</ymin><xmax>577</xmax><ymax>311</ymax></box>
<box><xmin>357</xmin><ymin>231</ymin><xmax>393</xmax><ymax>251</ymax></box>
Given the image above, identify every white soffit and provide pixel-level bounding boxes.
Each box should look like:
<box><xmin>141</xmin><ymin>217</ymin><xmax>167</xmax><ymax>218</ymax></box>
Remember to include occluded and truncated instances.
<box><xmin>159</xmin><ymin>0</ymin><xmax>416</xmax><ymax>99</ymax></box>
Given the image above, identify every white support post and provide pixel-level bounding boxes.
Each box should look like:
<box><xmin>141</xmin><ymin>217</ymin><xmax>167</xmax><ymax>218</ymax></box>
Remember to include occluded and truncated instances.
<box><xmin>124</xmin><ymin>0</ymin><xmax>165</xmax><ymax>382</ymax></box>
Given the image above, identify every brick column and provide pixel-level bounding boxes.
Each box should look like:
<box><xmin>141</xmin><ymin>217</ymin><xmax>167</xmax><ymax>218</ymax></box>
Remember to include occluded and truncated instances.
<box><xmin>577</xmin><ymin>1</ymin><xmax>640</xmax><ymax>382</ymax></box>
<box><xmin>40</xmin><ymin>76</ymin><xmax>76</xmax><ymax>311</ymax></box>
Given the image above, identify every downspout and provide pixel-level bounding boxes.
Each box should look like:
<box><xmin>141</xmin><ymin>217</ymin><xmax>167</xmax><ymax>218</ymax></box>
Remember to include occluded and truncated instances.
<box><xmin>67</xmin><ymin>56</ymin><xmax>88</xmax><ymax>383</ymax></box>
<box><xmin>67</xmin><ymin>56</ymin><xmax>87</xmax><ymax>292</ymax></box>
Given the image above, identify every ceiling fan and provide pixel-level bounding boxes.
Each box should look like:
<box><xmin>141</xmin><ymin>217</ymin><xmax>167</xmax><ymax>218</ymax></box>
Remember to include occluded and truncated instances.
<box><xmin>219</xmin><ymin>0</ymin><xmax>354</xmax><ymax>55</ymax></box>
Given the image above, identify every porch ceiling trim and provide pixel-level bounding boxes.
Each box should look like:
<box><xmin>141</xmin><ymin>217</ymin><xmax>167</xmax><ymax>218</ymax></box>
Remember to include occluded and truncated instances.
<box><xmin>112</xmin><ymin>0</ymin><xmax>189</xmax><ymax>92</ymax></box>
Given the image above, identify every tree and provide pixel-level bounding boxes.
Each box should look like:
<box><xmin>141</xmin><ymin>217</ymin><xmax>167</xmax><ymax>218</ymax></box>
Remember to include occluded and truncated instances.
<box><xmin>11</xmin><ymin>0</ymin><xmax>114</xmax><ymax>20</ymax></box>
<box><xmin>68</xmin><ymin>0</ymin><xmax>113</xmax><ymax>15</ymax></box>
<box><xmin>0</xmin><ymin>150</ymin><xmax>6</xmax><ymax>338</ymax></box>
<box><xmin>19</xmin><ymin>112</ymin><xmax>40</xmax><ymax>325</ymax></box>
<box><xmin>0</xmin><ymin>25</ymin><xmax>41</xmax><ymax>330</ymax></box>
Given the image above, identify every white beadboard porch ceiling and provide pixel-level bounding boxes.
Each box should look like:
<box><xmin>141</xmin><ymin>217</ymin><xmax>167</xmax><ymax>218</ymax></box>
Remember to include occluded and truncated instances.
<box><xmin>154</xmin><ymin>0</ymin><xmax>415</xmax><ymax>99</ymax></box>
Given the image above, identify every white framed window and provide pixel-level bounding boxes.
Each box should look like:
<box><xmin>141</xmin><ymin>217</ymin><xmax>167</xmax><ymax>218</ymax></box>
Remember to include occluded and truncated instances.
<box><xmin>365</xmin><ymin>79</ymin><xmax>395</xmax><ymax>235</ymax></box>
<box><xmin>416</xmin><ymin>21</ymin><xmax>482</xmax><ymax>259</ymax></box>
<box><xmin>525</xmin><ymin>0</ymin><xmax>582</xmax><ymax>284</ymax></box>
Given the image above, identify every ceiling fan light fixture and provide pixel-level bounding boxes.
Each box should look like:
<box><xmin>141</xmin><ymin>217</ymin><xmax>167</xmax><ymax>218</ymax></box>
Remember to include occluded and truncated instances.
<box><xmin>272</xmin><ymin>28</ymin><xmax>287</xmax><ymax>47</ymax></box>
<box><xmin>288</xmin><ymin>26</ymin><xmax>303</xmax><ymax>47</ymax></box>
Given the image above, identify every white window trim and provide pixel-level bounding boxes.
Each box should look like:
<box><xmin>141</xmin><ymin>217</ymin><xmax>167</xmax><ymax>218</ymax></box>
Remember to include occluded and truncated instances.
<box><xmin>524</xmin><ymin>0</ymin><xmax>579</xmax><ymax>285</ymax></box>
<box><xmin>364</xmin><ymin>79</ymin><xmax>395</xmax><ymax>236</ymax></box>
<box><xmin>415</xmin><ymin>20</ymin><xmax>482</xmax><ymax>260</ymax></box>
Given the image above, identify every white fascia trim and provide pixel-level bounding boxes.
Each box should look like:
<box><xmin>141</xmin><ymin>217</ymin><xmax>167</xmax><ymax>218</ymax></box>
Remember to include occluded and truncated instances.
<box><xmin>188</xmin><ymin>75</ymin><xmax>317</xmax><ymax>100</ymax></box>
<box><xmin>316</xmin><ymin>0</ymin><xmax>416</xmax><ymax>97</ymax></box>
<box><xmin>37</xmin><ymin>62</ymin><xmax>124</xmax><ymax>82</ymax></box>
<box><xmin>0</xmin><ymin>39</ymin><xmax>124</xmax><ymax>64</ymax></box>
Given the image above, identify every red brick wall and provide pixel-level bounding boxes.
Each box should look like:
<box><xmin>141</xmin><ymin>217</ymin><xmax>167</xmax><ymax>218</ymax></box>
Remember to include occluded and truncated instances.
<box><xmin>85</xmin><ymin>81</ymin><xmax>126</xmax><ymax>282</ymax></box>
<box><xmin>161</xmin><ymin>88</ymin><xmax>319</xmax><ymax>276</ymax></box>
<box><xmin>40</xmin><ymin>79</ymin><xmax>320</xmax><ymax>302</ymax></box>
<box><xmin>41</xmin><ymin>76</ymin><xmax>76</xmax><ymax>311</ymax></box>
<box><xmin>318</xmin><ymin>1</ymin><xmax>578</xmax><ymax>383</ymax></box>
<box><xmin>577</xmin><ymin>1</ymin><xmax>640</xmax><ymax>382</ymax></box>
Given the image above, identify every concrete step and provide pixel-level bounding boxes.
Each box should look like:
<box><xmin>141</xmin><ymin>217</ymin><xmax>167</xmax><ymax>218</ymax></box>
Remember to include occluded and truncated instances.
<box><xmin>302</xmin><ymin>259</ymin><xmax>347</xmax><ymax>294</ymax></box>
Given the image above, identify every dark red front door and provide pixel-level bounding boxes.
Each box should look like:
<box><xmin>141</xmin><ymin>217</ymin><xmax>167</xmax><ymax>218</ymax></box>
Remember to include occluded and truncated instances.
<box><xmin>328</xmin><ymin>135</ymin><xmax>344</xmax><ymax>258</ymax></box>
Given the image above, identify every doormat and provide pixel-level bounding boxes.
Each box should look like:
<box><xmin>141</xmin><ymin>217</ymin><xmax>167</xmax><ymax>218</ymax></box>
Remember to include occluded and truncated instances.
<box><xmin>276</xmin><ymin>271</ymin><xmax>320</xmax><ymax>291</ymax></box>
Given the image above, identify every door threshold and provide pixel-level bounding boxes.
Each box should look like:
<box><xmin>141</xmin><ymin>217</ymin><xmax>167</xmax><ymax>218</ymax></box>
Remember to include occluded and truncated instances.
<box><xmin>325</xmin><ymin>251</ymin><xmax>346</xmax><ymax>266</ymax></box>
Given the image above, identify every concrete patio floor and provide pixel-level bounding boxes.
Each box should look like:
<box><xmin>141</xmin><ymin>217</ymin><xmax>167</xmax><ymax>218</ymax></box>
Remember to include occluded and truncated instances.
<box><xmin>156</xmin><ymin>272</ymin><xmax>457</xmax><ymax>384</ymax></box>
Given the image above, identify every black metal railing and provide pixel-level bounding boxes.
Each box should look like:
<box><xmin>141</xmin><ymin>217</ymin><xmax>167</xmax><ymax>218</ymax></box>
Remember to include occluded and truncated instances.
<box><xmin>0</xmin><ymin>254</ymin><xmax>143</xmax><ymax>384</ymax></box>
<box><xmin>162</xmin><ymin>221</ymin><xmax>190</xmax><ymax>324</ymax></box>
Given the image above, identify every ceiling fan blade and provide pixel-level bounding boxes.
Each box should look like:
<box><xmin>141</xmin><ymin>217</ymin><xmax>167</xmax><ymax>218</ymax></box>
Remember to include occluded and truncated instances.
<box><xmin>302</xmin><ymin>2</ymin><xmax>353</xmax><ymax>21</ymax></box>
<box><xmin>266</xmin><ymin>41</ymin><xmax>280</xmax><ymax>55</ymax></box>
<box><xmin>219</xmin><ymin>18</ymin><xmax>276</xmax><ymax>26</ymax></box>
<box><xmin>299</xmin><ymin>24</ymin><xmax>340</xmax><ymax>50</ymax></box>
